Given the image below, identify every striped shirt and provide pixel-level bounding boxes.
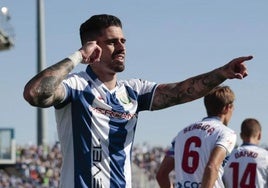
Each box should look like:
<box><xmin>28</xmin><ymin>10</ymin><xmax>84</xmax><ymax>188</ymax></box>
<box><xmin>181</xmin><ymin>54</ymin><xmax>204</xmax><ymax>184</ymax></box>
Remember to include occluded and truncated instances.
<box><xmin>55</xmin><ymin>66</ymin><xmax>157</xmax><ymax>188</ymax></box>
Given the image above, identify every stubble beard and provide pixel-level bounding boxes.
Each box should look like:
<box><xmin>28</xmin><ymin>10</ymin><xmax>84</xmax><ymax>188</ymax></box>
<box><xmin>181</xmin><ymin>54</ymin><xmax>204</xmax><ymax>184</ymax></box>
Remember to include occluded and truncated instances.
<box><xmin>114</xmin><ymin>64</ymin><xmax>125</xmax><ymax>72</ymax></box>
<box><xmin>111</xmin><ymin>59</ymin><xmax>125</xmax><ymax>72</ymax></box>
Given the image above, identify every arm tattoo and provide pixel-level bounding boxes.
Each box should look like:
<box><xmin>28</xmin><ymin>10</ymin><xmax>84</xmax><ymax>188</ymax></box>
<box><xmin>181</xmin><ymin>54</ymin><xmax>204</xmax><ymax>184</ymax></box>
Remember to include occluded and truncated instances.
<box><xmin>24</xmin><ymin>58</ymin><xmax>74</xmax><ymax>107</ymax></box>
<box><xmin>152</xmin><ymin>69</ymin><xmax>226</xmax><ymax>110</ymax></box>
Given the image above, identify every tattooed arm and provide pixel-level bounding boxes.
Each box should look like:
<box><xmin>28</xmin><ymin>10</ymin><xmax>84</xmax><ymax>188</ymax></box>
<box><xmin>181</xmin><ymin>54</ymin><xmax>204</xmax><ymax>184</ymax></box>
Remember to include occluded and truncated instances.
<box><xmin>151</xmin><ymin>56</ymin><xmax>253</xmax><ymax>110</ymax></box>
<box><xmin>23</xmin><ymin>59</ymin><xmax>74</xmax><ymax>107</ymax></box>
<box><xmin>23</xmin><ymin>41</ymin><xmax>101</xmax><ymax>107</ymax></box>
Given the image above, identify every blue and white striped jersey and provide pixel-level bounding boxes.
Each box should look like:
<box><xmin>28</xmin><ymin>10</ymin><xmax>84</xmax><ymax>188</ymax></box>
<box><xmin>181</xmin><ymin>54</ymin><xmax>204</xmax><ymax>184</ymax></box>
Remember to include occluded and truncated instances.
<box><xmin>55</xmin><ymin>66</ymin><xmax>157</xmax><ymax>188</ymax></box>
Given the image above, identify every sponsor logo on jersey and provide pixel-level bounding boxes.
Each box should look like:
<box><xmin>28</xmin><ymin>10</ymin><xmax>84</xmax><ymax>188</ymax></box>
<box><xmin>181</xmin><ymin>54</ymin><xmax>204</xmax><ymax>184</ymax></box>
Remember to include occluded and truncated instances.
<box><xmin>175</xmin><ymin>181</ymin><xmax>201</xmax><ymax>188</ymax></box>
<box><xmin>92</xmin><ymin>139</ymin><xmax>103</xmax><ymax>188</ymax></box>
<box><xmin>91</xmin><ymin>106</ymin><xmax>136</xmax><ymax>120</ymax></box>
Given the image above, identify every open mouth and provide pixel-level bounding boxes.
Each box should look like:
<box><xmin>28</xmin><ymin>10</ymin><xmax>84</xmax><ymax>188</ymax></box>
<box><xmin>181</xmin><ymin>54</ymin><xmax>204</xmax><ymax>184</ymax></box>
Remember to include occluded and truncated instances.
<box><xmin>113</xmin><ymin>54</ymin><xmax>125</xmax><ymax>61</ymax></box>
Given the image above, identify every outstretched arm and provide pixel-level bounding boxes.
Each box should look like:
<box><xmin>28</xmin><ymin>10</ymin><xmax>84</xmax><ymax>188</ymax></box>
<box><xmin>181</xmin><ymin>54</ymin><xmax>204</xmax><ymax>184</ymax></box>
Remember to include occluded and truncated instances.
<box><xmin>151</xmin><ymin>56</ymin><xmax>253</xmax><ymax>110</ymax></box>
<box><xmin>23</xmin><ymin>41</ymin><xmax>101</xmax><ymax>107</ymax></box>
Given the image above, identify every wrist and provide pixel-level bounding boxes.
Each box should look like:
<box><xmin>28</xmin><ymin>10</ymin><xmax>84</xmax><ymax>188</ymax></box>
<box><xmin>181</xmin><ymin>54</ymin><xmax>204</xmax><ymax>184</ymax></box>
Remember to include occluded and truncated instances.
<box><xmin>215</xmin><ymin>67</ymin><xmax>228</xmax><ymax>82</ymax></box>
<box><xmin>218</xmin><ymin>66</ymin><xmax>228</xmax><ymax>78</ymax></box>
<box><xmin>68</xmin><ymin>51</ymin><xmax>83</xmax><ymax>66</ymax></box>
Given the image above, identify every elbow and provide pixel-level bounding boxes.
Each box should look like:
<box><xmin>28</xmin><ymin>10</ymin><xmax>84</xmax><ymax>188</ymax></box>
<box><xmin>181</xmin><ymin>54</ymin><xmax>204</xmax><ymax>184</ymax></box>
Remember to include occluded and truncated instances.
<box><xmin>205</xmin><ymin>162</ymin><xmax>219</xmax><ymax>174</ymax></box>
<box><xmin>156</xmin><ymin>171</ymin><xmax>170</xmax><ymax>188</ymax></box>
<box><xmin>23</xmin><ymin>86</ymin><xmax>39</xmax><ymax>106</ymax></box>
<box><xmin>23</xmin><ymin>86</ymin><xmax>51</xmax><ymax>107</ymax></box>
<box><xmin>156</xmin><ymin>171</ymin><xmax>162</xmax><ymax>184</ymax></box>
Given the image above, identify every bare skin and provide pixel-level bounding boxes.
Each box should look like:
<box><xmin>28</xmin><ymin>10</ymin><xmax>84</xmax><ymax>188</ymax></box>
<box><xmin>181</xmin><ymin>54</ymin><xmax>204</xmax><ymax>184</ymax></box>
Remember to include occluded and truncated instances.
<box><xmin>200</xmin><ymin>104</ymin><xmax>234</xmax><ymax>188</ymax></box>
<box><xmin>201</xmin><ymin>146</ymin><xmax>227</xmax><ymax>188</ymax></box>
<box><xmin>156</xmin><ymin>155</ymin><xmax>174</xmax><ymax>188</ymax></box>
<box><xmin>156</xmin><ymin>103</ymin><xmax>234</xmax><ymax>188</ymax></box>
<box><xmin>23</xmin><ymin>26</ymin><xmax>253</xmax><ymax>110</ymax></box>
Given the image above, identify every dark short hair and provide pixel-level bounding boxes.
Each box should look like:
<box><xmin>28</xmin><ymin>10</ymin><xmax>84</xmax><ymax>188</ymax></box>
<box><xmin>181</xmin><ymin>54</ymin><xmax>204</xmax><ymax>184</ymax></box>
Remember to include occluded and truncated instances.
<box><xmin>79</xmin><ymin>14</ymin><xmax>122</xmax><ymax>45</ymax></box>
<box><xmin>241</xmin><ymin>118</ymin><xmax>261</xmax><ymax>138</ymax></box>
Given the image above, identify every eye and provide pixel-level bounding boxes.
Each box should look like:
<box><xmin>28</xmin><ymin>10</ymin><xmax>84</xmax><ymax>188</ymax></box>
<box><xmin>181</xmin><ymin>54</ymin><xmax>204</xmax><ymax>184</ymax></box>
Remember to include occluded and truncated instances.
<box><xmin>121</xmin><ymin>39</ymin><xmax>126</xmax><ymax>44</ymax></box>
<box><xmin>104</xmin><ymin>39</ymin><xmax>116</xmax><ymax>45</ymax></box>
<box><xmin>107</xmin><ymin>40</ymin><xmax>115</xmax><ymax>45</ymax></box>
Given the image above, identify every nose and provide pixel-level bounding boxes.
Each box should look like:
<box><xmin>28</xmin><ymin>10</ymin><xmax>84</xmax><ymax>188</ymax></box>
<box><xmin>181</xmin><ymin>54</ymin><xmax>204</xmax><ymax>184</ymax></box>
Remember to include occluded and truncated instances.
<box><xmin>116</xmin><ymin>41</ymin><xmax>125</xmax><ymax>51</ymax></box>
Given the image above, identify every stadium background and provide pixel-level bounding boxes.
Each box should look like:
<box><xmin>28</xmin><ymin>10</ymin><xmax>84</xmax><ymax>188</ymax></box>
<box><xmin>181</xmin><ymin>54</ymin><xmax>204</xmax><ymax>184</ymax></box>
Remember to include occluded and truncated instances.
<box><xmin>0</xmin><ymin>2</ymin><xmax>165</xmax><ymax>187</ymax></box>
<box><xmin>1</xmin><ymin>1</ymin><xmax>268</xmax><ymax>187</ymax></box>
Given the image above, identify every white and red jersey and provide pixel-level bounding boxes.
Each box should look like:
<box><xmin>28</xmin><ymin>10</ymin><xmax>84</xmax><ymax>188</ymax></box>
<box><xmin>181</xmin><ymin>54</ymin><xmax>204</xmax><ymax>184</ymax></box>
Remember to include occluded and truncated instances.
<box><xmin>223</xmin><ymin>144</ymin><xmax>268</xmax><ymax>188</ymax></box>
<box><xmin>171</xmin><ymin>117</ymin><xmax>237</xmax><ymax>188</ymax></box>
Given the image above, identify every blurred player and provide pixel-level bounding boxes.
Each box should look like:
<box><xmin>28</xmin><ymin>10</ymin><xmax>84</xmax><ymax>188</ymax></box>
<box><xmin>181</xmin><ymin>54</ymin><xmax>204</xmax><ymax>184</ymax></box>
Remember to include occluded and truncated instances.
<box><xmin>157</xmin><ymin>85</ymin><xmax>237</xmax><ymax>188</ymax></box>
<box><xmin>156</xmin><ymin>149</ymin><xmax>175</xmax><ymax>188</ymax></box>
<box><xmin>223</xmin><ymin>118</ymin><xmax>268</xmax><ymax>188</ymax></box>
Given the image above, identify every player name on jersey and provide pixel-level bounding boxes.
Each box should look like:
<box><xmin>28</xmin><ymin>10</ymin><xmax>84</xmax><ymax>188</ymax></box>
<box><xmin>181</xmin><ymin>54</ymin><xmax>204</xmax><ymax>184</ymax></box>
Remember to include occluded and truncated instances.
<box><xmin>183</xmin><ymin>123</ymin><xmax>215</xmax><ymax>135</ymax></box>
<box><xmin>234</xmin><ymin>149</ymin><xmax>258</xmax><ymax>159</ymax></box>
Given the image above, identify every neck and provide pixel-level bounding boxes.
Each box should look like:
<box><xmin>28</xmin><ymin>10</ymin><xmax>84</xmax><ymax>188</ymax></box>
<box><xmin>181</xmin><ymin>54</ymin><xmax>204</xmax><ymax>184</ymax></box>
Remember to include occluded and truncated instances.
<box><xmin>242</xmin><ymin>138</ymin><xmax>259</xmax><ymax>145</ymax></box>
<box><xmin>103</xmin><ymin>79</ymin><xmax>117</xmax><ymax>90</ymax></box>
<box><xmin>87</xmin><ymin>65</ymin><xmax>118</xmax><ymax>90</ymax></box>
<box><xmin>94</xmin><ymin>69</ymin><xmax>117</xmax><ymax>90</ymax></box>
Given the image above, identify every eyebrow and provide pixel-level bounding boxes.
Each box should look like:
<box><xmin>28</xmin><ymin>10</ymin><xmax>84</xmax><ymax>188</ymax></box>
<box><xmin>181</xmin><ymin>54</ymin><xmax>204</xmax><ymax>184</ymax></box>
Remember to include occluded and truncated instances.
<box><xmin>104</xmin><ymin>38</ymin><xmax>126</xmax><ymax>43</ymax></box>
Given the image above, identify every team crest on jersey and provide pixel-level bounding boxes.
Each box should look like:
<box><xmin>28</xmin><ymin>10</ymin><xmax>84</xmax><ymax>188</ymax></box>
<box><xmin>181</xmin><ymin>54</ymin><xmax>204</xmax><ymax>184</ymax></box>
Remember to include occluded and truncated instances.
<box><xmin>116</xmin><ymin>90</ymin><xmax>131</xmax><ymax>104</ymax></box>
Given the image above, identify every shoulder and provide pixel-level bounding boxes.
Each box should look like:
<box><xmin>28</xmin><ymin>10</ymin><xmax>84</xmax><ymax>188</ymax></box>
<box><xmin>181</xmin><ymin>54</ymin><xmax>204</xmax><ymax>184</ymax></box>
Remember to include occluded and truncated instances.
<box><xmin>119</xmin><ymin>78</ymin><xmax>157</xmax><ymax>86</ymax></box>
<box><xmin>63</xmin><ymin>71</ymin><xmax>90</xmax><ymax>88</ymax></box>
<box><xmin>254</xmin><ymin>145</ymin><xmax>268</xmax><ymax>156</ymax></box>
<box><xmin>118</xmin><ymin>78</ymin><xmax>157</xmax><ymax>92</ymax></box>
<box><xmin>64</xmin><ymin>71</ymin><xmax>88</xmax><ymax>82</ymax></box>
<box><xmin>201</xmin><ymin>119</ymin><xmax>236</xmax><ymax>136</ymax></box>
<box><xmin>211</xmin><ymin>121</ymin><xmax>236</xmax><ymax>135</ymax></box>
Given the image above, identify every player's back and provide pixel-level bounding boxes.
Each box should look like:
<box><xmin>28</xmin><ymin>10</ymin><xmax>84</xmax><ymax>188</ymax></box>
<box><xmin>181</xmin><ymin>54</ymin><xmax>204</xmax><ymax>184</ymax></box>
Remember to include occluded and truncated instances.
<box><xmin>223</xmin><ymin>145</ymin><xmax>268</xmax><ymax>188</ymax></box>
<box><xmin>173</xmin><ymin>117</ymin><xmax>236</xmax><ymax>188</ymax></box>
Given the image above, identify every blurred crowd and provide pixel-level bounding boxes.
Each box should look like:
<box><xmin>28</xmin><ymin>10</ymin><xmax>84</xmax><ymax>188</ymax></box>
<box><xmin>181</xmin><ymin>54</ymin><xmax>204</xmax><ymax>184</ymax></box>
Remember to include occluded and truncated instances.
<box><xmin>0</xmin><ymin>142</ymin><xmax>62</xmax><ymax>188</ymax></box>
<box><xmin>0</xmin><ymin>142</ymin><xmax>168</xmax><ymax>188</ymax></box>
<box><xmin>132</xmin><ymin>143</ymin><xmax>168</xmax><ymax>181</ymax></box>
<box><xmin>2</xmin><ymin>141</ymin><xmax>267</xmax><ymax>188</ymax></box>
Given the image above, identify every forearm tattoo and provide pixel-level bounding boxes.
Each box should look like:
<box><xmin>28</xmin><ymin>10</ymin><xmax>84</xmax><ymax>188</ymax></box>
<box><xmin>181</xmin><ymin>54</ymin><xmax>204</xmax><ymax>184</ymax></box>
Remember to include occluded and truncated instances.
<box><xmin>25</xmin><ymin>58</ymin><xmax>74</xmax><ymax>106</ymax></box>
<box><xmin>152</xmin><ymin>69</ymin><xmax>225</xmax><ymax>110</ymax></box>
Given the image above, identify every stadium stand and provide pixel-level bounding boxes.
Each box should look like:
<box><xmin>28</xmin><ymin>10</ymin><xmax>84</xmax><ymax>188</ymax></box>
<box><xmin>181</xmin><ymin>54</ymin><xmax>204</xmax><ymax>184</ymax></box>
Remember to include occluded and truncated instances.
<box><xmin>0</xmin><ymin>142</ymin><xmax>165</xmax><ymax>188</ymax></box>
<box><xmin>0</xmin><ymin>6</ymin><xmax>14</xmax><ymax>51</ymax></box>
<box><xmin>0</xmin><ymin>140</ymin><xmax>267</xmax><ymax>187</ymax></box>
